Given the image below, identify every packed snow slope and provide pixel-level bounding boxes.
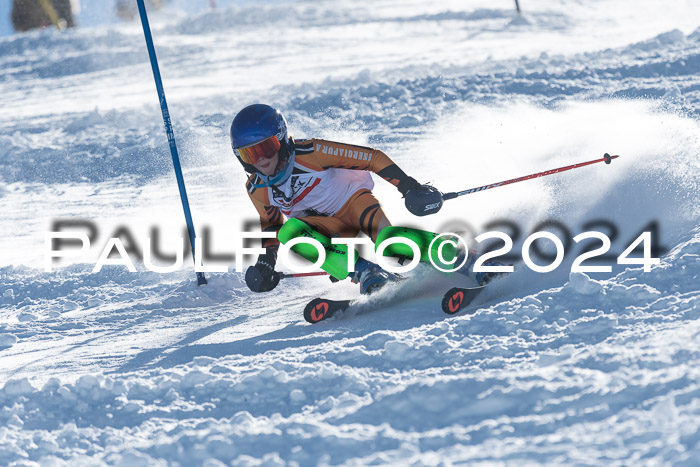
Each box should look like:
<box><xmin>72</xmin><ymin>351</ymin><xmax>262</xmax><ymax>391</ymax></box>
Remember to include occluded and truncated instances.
<box><xmin>1</xmin><ymin>0</ymin><xmax>699</xmax><ymax>465</ymax></box>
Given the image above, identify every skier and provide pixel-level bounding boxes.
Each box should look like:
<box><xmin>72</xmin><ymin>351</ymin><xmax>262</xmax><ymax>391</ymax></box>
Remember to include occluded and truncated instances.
<box><xmin>11</xmin><ymin>0</ymin><xmax>75</xmax><ymax>32</ymax></box>
<box><xmin>231</xmin><ymin>104</ymin><xmax>475</xmax><ymax>294</ymax></box>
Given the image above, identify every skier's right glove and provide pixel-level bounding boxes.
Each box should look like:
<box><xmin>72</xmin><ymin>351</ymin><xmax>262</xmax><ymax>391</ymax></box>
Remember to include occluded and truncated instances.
<box><xmin>398</xmin><ymin>177</ymin><xmax>444</xmax><ymax>217</ymax></box>
<box><xmin>397</xmin><ymin>176</ymin><xmax>422</xmax><ymax>196</ymax></box>
<box><xmin>245</xmin><ymin>250</ymin><xmax>281</xmax><ymax>293</ymax></box>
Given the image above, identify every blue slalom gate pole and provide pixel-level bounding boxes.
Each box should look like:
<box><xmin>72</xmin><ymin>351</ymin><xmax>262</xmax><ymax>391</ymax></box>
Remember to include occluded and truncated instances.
<box><xmin>136</xmin><ymin>0</ymin><xmax>207</xmax><ymax>285</ymax></box>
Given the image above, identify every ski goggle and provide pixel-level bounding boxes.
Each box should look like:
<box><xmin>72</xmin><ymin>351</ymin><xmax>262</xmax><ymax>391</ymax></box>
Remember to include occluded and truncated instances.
<box><xmin>234</xmin><ymin>136</ymin><xmax>281</xmax><ymax>166</ymax></box>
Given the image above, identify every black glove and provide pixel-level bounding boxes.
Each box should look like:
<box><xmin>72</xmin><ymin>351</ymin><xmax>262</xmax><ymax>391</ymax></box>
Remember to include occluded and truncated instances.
<box><xmin>397</xmin><ymin>176</ymin><xmax>422</xmax><ymax>196</ymax></box>
<box><xmin>245</xmin><ymin>250</ymin><xmax>281</xmax><ymax>292</ymax></box>
<box><xmin>398</xmin><ymin>177</ymin><xmax>444</xmax><ymax>216</ymax></box>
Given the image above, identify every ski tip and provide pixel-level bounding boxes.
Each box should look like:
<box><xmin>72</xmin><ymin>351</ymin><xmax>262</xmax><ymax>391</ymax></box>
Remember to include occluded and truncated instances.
<box><xmin>441</xmin><ymin>286</ymin><xmax>484</xmax><ymax>316</ymax></box>
<box><xmin>304</xmin><ymin>298</ymin><xmax>331</xmax><ymax>324</ymax></box>
<box><xmin>441</xmin><ymin>287</ymin><xmax>476</xmax><ymax>315</ymax></box>
<box><xmin>442</xmin><ymin>288</ymin><xmax>465</xmax><ymax>315</ymax></box>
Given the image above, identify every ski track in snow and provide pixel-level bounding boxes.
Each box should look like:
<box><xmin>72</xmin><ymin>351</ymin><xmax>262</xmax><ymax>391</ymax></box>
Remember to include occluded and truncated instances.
<box><xmin>0</xmin><ymin>0</ymin><xmax>699</xmax><ymax>465</ymax></box>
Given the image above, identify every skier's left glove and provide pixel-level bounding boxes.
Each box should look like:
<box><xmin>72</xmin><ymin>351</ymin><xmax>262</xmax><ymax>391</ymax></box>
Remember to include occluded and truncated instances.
<box><xmin>398</xmin><ymin>176</ymin><xmax>444</xmax><ymax>216</ymax></box>
<box><xmin>245</xmin><ymin>250</ymin><xmax>281</xmax><ymax>293</ymax></box>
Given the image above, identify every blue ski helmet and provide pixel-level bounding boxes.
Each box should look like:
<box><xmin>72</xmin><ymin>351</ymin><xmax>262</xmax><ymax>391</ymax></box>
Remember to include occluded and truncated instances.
<box><xmin>230</xmin><ymin>104</ymin><xmax>292</xmax><ymax>176</ymax></box>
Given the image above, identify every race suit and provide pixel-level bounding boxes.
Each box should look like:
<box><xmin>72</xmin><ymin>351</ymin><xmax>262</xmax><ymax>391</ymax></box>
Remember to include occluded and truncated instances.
<box><xmin>245</xmin><ymin>138</ymin><xmax>413</xmax><ymax>254</ymax></box>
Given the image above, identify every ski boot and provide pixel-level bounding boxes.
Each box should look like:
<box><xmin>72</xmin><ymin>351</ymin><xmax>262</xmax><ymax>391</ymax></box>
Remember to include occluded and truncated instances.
<box><xmin>352</xmin><ymin>257</ymin><xmax>400</xmax><ymax>295</ymax></box>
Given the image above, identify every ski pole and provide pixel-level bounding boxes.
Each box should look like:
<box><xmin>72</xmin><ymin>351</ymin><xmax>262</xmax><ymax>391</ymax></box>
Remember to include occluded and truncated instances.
<box><xmin>279</xmin><ymin>272</ymin><xmax>329</xmax><ymax>279</ymax></box>
<box><xmin>443</xmin><ymin>153</ymin><xmax>618</xmax><ymax>201</ymax></box>
<box><xmin>246</xmin><ymin>268</ymin><xmax>328</xmax><ymax>292</ymax></box>
<box><xmin>137</xmin><ymin>0</ymin><xmax>207</xmax><ymax>286</ymax></box>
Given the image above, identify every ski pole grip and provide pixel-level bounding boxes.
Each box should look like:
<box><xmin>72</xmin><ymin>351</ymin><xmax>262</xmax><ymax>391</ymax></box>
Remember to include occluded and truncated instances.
<box><xmin>443</xmin><ymin>192</ymin><xmax>458</xmax><ymax>201</ymax></box>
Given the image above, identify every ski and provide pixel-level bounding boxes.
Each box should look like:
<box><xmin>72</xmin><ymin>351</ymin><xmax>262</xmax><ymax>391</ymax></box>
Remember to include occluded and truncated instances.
<box><xmin>304</xmin><ymin>276</ymin><xmax>491</xmax><ymax>324</ymax></box>
<box><xmin>304</xmin><ymin>273</ymin><xmax>413</xmax><ymax>324</ymax></box>
<box><xmin>441</xmin><ymin>286</ymin><xmax>486</xmax><ymax>315</ymax></box>
<box><xmin>304</xmin><ymin>297</ymin><xmax>355</xmax><ymax>323</ymax></box>
<box><xmin>305</xmin><ymin>285</ymin><xmax>486</xmax><ymax>323</ymax></box>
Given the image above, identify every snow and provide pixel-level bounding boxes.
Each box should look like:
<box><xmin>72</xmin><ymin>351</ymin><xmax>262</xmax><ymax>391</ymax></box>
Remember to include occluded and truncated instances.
<box><xmin>1</xmin><ymin>0</ymin><xmax>699</xmax><ymax>465</ymax></box>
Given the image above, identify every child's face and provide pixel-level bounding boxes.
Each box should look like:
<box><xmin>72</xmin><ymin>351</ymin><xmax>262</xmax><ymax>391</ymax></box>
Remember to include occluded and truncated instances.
<box><xmin>253</xmin><ymin>150</ymin><xmax>279</xmax><ymax>176</ymax></box>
